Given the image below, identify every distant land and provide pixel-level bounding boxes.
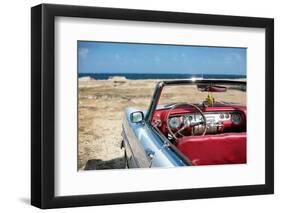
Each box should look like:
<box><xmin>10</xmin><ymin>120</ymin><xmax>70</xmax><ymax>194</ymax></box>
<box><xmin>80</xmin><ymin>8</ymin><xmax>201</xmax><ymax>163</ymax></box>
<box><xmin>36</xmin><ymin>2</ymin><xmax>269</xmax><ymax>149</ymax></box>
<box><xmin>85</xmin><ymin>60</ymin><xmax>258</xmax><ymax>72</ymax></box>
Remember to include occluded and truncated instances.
<box><xmin>78</xmin><ymin>73</ymin><xmax>246</xmax><ymax>80</ymax></box>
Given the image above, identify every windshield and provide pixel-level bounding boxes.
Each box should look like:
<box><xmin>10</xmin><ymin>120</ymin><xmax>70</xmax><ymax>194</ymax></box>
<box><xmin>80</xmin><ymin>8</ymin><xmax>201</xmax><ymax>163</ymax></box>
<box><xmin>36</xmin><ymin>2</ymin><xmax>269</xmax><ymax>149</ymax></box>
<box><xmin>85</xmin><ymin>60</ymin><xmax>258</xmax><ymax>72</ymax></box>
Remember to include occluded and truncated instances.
<box><xmin>157</xmin><ymin>83</ymin><xmax>246</xmax><ymax>108</ymax></box>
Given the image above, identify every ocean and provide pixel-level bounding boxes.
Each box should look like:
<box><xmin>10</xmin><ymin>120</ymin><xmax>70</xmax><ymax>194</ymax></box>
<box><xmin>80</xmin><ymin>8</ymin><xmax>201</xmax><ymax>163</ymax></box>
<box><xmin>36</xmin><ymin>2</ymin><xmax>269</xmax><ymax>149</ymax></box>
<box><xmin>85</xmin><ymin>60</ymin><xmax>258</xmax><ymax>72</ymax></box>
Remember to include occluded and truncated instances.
<box><xmin>78</xmin><ymin>73</ymin><xmax>246</xmax><ymax>80</ymax></box>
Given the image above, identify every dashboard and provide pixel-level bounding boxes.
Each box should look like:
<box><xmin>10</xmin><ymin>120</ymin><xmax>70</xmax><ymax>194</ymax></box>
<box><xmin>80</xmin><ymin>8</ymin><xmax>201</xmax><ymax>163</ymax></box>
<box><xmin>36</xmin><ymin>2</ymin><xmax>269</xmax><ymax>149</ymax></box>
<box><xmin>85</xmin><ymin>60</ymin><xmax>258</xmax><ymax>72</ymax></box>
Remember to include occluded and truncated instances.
<box><xmin>168</xmin><ymin>111</ymin><xmax>245</xmax><ymax>135</ymax></box>
<box><xmin>152</xmin><ymin>108</ymin><xmax>246</xmax><ymax>136</ymax></box>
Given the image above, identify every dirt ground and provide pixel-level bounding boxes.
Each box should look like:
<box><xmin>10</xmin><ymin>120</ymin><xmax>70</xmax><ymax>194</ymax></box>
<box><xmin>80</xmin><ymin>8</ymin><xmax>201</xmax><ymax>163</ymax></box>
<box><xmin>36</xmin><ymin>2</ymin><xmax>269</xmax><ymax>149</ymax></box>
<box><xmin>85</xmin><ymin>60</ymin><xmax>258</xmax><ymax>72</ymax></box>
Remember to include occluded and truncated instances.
<box><xmin>78</xmin><ymin>77</ymin><xmax>246</xmax><ymax>170</ymax></box>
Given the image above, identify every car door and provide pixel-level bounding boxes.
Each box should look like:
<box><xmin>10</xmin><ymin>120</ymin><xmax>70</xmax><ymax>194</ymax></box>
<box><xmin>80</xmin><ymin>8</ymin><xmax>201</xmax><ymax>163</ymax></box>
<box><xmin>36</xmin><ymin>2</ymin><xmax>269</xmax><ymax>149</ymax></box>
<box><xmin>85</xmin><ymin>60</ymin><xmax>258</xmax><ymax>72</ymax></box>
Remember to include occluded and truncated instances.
<box><xmin>123</xmin><ymin>121</ymin><xmax>152</xmax><ymax>168</ymax></box>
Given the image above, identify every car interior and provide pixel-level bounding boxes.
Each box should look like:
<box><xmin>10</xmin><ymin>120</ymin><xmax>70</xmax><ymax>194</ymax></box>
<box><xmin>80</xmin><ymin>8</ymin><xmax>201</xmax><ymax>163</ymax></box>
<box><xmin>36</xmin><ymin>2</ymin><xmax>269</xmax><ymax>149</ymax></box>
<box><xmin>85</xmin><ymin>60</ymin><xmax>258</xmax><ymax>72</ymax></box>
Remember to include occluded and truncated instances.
<box><xmin>151</xmin><ymin>85</ymin><xmax>247</xmax><ymax>166</ymax></box>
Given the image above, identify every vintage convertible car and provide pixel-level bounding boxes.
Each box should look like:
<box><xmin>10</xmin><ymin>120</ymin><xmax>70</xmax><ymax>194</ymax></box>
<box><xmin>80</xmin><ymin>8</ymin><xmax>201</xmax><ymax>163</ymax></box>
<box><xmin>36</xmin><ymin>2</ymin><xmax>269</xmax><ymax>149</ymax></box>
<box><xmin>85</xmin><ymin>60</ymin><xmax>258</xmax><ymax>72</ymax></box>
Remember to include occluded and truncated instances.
<box><xmin>121</xmin><ymin>80</ymin><xmax>246</xmax><ymax>168</ymax></box>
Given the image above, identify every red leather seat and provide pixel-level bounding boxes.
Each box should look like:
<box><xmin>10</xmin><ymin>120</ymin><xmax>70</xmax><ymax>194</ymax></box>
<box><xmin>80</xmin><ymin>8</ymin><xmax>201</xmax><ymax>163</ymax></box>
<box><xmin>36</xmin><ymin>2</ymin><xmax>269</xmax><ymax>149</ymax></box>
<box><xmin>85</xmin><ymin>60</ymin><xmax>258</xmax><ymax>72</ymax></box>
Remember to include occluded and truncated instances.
<box><xmin>176</xmin><ymin>133</ymin><xmax>246</xmax><ymax>165</ymax></box>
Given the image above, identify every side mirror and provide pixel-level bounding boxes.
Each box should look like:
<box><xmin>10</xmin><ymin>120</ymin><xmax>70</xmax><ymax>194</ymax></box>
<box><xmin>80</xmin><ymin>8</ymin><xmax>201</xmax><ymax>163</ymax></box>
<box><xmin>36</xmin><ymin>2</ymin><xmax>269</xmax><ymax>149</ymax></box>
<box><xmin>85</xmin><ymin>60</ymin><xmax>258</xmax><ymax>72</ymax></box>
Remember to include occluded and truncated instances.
<box><xmin>130</xmin><ymin>111</ymin><xmax>144</xmax><ymax>123</ymax></box>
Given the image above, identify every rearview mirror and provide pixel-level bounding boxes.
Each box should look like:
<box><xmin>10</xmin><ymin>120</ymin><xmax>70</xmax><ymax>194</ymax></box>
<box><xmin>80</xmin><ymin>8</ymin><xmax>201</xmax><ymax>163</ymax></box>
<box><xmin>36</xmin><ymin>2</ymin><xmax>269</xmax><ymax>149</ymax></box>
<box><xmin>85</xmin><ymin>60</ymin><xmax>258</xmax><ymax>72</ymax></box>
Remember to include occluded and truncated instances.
<box><xmin>197</xmin><ymin>84</ymin><xmax>227</xmax><ymax>92</ymax></box>
<box><xmin>130</xmin><ymin>111</ymin><xmax>144</xmax><ymax>123</ymax></box>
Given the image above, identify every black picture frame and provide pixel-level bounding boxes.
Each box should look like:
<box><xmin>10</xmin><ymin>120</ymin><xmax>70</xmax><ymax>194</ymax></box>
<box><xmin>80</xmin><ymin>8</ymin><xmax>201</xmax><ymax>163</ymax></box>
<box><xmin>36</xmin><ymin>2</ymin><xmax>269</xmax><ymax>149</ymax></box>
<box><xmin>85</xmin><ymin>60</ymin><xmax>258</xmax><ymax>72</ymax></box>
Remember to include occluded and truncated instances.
<box><xmin>31</xmin><ymin>3</ymin><xmax>274</xmax><ymax>209</ymax></box>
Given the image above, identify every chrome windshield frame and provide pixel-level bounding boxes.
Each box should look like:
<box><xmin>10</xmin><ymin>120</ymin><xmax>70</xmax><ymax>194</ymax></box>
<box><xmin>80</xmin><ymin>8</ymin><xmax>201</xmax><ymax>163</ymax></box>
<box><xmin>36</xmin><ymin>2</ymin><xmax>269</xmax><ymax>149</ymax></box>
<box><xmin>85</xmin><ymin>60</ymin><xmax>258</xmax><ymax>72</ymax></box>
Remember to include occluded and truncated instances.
<box><xmin>145</xmin><ymin>79</ymin><xmax>246</xmax><ymax>123</ymax></box>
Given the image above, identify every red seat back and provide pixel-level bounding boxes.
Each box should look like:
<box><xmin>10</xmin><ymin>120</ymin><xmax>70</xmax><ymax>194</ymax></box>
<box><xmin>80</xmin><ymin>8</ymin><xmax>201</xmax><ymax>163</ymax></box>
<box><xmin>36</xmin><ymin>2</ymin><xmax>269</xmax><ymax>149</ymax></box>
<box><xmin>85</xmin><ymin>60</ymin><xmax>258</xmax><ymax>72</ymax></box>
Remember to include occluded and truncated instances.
<box><xmin>176</xmin><ymin>133</ymin><xmax>246</xmax><ymax>165</ymax></box>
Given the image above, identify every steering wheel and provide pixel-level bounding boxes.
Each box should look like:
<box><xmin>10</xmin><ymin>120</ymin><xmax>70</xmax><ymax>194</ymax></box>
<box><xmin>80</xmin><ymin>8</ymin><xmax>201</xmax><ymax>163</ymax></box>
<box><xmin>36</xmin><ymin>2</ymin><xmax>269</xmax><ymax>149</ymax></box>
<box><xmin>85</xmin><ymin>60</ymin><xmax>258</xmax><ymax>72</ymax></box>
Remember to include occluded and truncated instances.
<box><xmin>166</xmin><ymin>103</ymin><xmax>207</xmax><ymax>140</ymax></box>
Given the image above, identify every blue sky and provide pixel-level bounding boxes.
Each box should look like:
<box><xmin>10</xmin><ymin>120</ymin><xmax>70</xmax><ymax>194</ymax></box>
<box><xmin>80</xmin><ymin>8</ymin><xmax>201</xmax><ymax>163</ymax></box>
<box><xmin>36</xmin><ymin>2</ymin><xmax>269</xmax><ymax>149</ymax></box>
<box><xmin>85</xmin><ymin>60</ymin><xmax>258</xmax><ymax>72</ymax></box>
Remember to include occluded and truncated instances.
<box><xmin>78</xmin><ymin>41</ymin><xmax>246</xmax><ymax>75</ymax></box>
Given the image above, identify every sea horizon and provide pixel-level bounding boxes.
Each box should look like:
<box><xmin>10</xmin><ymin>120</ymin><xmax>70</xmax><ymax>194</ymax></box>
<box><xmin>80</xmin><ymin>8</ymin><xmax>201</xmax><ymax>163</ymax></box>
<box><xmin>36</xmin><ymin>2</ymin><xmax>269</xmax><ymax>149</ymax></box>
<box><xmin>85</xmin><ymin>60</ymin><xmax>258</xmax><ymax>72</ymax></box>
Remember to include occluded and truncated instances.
<box><xmin>78</xmin><ymin>73</ymin><xmax>246</xmax><ymax>80</ymax></box>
